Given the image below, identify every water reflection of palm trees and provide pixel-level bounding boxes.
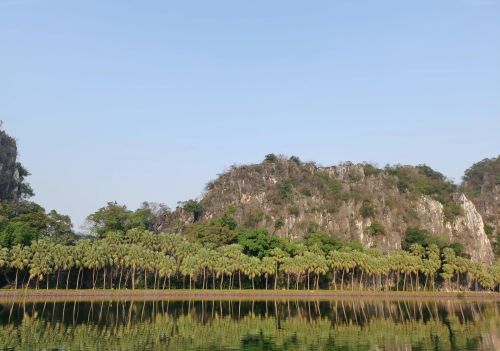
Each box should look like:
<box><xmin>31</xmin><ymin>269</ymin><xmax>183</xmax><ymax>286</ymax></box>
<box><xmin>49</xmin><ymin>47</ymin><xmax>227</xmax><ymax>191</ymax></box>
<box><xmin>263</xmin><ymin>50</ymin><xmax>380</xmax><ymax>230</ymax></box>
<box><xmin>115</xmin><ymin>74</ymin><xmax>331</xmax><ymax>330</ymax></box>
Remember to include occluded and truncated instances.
<box><xmin>0</xmin><ymin>300</ymin><xmax>498</xmax><ymax>350</ymax></box>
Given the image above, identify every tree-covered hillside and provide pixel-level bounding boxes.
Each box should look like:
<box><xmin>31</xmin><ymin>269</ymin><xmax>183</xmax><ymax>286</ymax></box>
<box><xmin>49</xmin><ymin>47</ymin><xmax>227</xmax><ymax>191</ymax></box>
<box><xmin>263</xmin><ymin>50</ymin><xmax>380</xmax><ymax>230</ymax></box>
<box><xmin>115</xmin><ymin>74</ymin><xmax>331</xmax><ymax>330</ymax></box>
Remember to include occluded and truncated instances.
<box><xmin>162</xmin><ymin>155</ymin><xmax>494</xmax><ymax>263</ymax></box>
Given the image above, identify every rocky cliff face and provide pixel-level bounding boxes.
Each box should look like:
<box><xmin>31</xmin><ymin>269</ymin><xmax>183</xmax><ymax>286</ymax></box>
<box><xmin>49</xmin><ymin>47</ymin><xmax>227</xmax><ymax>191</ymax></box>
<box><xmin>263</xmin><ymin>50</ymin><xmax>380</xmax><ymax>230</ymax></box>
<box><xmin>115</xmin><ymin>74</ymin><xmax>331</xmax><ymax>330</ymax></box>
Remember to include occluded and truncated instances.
<box><xmin>0</xmin><ymin>130</ymin><xmax>19</xmax><ymax>201</ymax></box>
<box><xmin>162</xmin><ymin>156</ymin><xmax>495</xmax><ymax>264</ymax></box>
<box><xmin>463</xmin><ymin>156</ymin><xmax>500</xmax><ymax>257</ymax></box>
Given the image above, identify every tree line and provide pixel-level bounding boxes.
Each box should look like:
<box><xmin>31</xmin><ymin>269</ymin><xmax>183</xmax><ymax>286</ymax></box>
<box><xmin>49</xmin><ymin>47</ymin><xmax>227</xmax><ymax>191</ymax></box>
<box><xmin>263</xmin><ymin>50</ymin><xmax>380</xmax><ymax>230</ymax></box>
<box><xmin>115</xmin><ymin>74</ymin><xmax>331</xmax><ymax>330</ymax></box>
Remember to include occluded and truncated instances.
<box><xmin>0</xmin><ymin>227</ymin><xmax>499</xmax><ymax>291</ymax></box>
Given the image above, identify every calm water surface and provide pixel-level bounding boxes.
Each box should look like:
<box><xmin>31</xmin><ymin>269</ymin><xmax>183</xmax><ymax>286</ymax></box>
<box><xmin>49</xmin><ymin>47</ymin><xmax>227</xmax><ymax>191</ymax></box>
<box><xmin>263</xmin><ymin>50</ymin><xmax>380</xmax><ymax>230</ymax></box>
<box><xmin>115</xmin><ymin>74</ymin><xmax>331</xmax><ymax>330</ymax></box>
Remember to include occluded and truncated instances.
<box><xmin>0</xmin><ymin>298</ymin><xmax>498</xmax><ymax>351</ymax></box>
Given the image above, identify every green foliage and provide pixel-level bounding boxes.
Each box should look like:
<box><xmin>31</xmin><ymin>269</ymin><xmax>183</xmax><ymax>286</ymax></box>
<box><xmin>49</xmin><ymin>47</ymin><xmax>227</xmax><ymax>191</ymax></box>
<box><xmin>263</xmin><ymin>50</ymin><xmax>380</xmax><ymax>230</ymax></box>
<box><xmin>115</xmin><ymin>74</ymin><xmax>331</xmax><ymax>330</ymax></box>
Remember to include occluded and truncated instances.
<box><xmin>87</xmin><ymin>201</ymin><xmax>166</xmax><ymax>237</ymax></box>
<box><xmin>463</xmin><ymin>155</ymin><xmax>500</xmax><ymax>194</ymax></box>
<box><xmin>14</xmin><ymin>163</ymin><xmax>35</xmax><ymax>200</ymax></box>
<box><xmin>484</xmin><ymin>225</ymin><xmax>495</xmax><ymax>236</ymax></box>
<box><xmin>243</xmin><ymin>209</ymin><xmax>264</xmax><ymax>228</ymax></box>
<box><xmin>264</xmin><ymin>153</ymin><xmax>278</xmax><ymax>162</ymax></box>
<box><xmin>312</xmin><ymin>171</ymin><xmax>341</xmax><ymax>196</ymax></box>
<box><xmin>277</xmin><ymin>179</ymin><xmax>293</xmax><ymax>200</ymax></box>
<box><xmin>300</xmin><ymin>187</ymin><xmax>312</xmax><ymax>196</ymax></box>
<box><xmin>182</xmin><ymin>199</ymin><xmax>203</xmax><ymax>222</ymax></box>
<box><xmin>385</xmin><ymin>164</ymin><xmax>457</xmax><ymax>197</ymax></box>
<box><xmin>274</xmin><ymin>218</ymin><xmax>284</xmax><ymax>231</ymax></box>
<box><xmin>289</xmin><ymin>155</ymin><xmax>301</xmax><ymax>164</ymax></box>
<box><xmin>363</xmin><ymin>163</ymin><xmax>381</xmax><ymax>176</ymax></box>
<box><xmin>0</xmin><ymin>221</ymin><xmax>39</xmax><ymax>247</ymax></box>
<box><xmin>402</xmin><ymin>227</ymin><xmax>452</xmax><ymax>252</ymax></box>
<box><xmin>443</xmin><ymin>202</ymin><xmax>463</xmax><ymax>222</ymax></box>
<box><xmin>448</xmin><ymin>242</ymin><xmax>469</xmax><ymax>259</ymax></box>
<box><xmin>303</xmin><ymin>232</ymin><xmax>344</xmax><ymax>254</ymax></box>
<box><xmin>214</xmin><ymin>211</ymin><xmax>238</xmax><ymax>230</ymax></box>
<box><xmin>183</xmin><ymin>222</ymin><xmax>236</xmax><ymax>247</ymax></box>
<box><xmin>87</xmin><ymin>202</ymin><xmax>133</xmax><ymax>237</ymax></box>
<box><xmin>348</xmin><ymin>170</ymin><xmax>363</xmax><ymax>182</ymax></box>
<box><xmin>359</xmin><ymin>200</ymin><xmax>375</xmax><ymax>218</ymax></box>
<box><xmin>288</xmin><ymin>206</ymin><xmax>300</xmax><ymax>216</ymax></box>
<box><xmin>237</xmin><ymin>228</ymin><xmax>283</xmax><ymax>258</ymax></box>
<box><xmin>403</xmin><ymin>227</ymin><xmax>470</xmax><ymax>258</ymax></box>
<box><xmin>0</xmin><ymin>201</ymin><xmax>65</xmax><ymax>248</ymax></box>
<box><xmin>184</xmin><ymin>210</ymin><xmax>238</xmax><ymax>246</ymax></box>
<box><xmin>366</xmin><ymin>222</ymin><xmax>385</xmax><ymax>236</ymax></box>
<box><xmin>45</xmin><ymin>210</ymin><xmax>75</xmax><ymax>244</ymax></box>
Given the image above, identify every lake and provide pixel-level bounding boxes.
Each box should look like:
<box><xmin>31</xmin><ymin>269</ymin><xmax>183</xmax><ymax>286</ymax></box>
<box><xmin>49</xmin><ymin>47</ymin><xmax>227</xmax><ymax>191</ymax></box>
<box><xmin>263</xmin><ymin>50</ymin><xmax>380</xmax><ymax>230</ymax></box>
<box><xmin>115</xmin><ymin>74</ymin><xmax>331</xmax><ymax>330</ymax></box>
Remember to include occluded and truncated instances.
<box><xmin>0</xmin><ymin>298</ymin><xmax>498</xmax><ymax>350</ymax></box>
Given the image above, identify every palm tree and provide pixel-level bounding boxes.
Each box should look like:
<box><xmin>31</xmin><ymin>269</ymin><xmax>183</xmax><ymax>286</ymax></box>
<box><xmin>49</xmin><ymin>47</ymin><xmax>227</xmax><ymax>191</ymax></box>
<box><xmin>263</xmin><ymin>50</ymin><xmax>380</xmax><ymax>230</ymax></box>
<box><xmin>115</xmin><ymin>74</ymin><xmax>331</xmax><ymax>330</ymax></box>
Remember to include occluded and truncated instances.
<box><xmin>62</xmin><ymin>246</ymin><xmax>75</xmax><ymax>289</ymax></box>
<box><xmin>10</xmin><ymin>245</ymin><xmax>30</xmax><ymax>289</ymax></box>
<box><xmin>261</xmin><ymin>257</ymin><xmax>274</xmax><ymax>290</ymax></box>
<box><xmin>159</xmin><ymin>255</ymin><xmax>177</xmax><ymax>289</ymax></box>
<box><xmin>269</xmin><ymin>247</ymin><xmax>288</xmax><ymax>290</ymax></box>
<box><xmin>0</xmin><ymin>246</ymin><xmax>9</xmax><ymax>275</ymax></box>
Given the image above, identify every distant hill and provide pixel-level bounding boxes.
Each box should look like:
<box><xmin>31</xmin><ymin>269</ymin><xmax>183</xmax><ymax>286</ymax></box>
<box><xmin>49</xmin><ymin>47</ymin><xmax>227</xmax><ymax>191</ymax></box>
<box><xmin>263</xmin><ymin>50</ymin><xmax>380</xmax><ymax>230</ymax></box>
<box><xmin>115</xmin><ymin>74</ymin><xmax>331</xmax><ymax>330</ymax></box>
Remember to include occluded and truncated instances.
<box><xmin>162</xmin><ymin>154</ymin><xmax>498</xmax><ymax>264</ymax></box>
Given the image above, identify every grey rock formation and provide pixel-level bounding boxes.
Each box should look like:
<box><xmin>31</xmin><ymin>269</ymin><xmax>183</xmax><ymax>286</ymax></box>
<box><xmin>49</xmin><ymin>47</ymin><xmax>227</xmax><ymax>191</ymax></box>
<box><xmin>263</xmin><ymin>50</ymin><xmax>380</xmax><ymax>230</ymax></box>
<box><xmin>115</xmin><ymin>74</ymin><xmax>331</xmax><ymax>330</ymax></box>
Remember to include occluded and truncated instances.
<box><xmin>162</xmin><ymin>157</ymin><xmax>496</xmax><ymax>264</ymax></box>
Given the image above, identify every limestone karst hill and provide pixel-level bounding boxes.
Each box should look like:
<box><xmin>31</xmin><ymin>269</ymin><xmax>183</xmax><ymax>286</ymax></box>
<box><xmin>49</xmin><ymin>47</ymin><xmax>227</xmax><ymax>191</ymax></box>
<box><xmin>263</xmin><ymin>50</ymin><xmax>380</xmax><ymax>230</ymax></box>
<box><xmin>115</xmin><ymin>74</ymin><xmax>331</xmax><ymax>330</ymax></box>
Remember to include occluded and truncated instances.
<box><xmin>162</xmin><ymin>154</ymin><xmax>500</xmax><ymax>264</ymax></box>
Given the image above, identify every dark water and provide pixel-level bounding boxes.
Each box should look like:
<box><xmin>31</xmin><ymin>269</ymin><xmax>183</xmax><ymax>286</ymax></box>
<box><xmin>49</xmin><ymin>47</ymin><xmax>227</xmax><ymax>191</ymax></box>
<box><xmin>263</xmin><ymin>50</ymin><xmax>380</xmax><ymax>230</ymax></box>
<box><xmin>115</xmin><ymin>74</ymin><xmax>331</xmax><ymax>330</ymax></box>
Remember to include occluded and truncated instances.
<box><xmin>0</xmin><ymin>299</ymin><xmax>498</xmax><ymax>351</ymax></box>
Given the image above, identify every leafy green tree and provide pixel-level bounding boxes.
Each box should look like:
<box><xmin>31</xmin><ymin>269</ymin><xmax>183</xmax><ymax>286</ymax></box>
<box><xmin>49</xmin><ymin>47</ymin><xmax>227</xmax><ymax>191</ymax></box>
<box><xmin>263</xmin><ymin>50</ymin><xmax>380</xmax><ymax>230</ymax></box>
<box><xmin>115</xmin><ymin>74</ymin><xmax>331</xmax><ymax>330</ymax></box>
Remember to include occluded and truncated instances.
<box><xmin>86</xmin><ymin>202</ymin><xmax>132</xmax><ymax>237</ymax></box>
<box><xmin>46</xmin><ymin>210</ymin><xmax>75</xmax><ymax>244</ymax></box>
<box><xmin>181</xmin><ymin>199</ymin><xmax>203</xmax><ymax>222</ymax></box>
<box><xmin>303</xmin><ymin>232</ymin><xmax>343</xmax><ymax>255</ymax></box>
<box><xmin>237</xmin><ymin>228</ymin><xmax>283</xmax><ymax>258</ymax></box>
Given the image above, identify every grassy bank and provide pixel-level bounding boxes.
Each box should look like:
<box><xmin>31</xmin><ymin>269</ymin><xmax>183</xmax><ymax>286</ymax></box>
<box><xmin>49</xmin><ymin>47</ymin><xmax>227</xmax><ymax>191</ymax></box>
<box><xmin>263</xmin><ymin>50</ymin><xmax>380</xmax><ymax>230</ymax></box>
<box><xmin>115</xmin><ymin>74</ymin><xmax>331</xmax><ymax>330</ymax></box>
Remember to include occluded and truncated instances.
<box><xmin>0</xmin><ymin>289</ymin><xmax>498</xmax><ymax>302</ymax></box>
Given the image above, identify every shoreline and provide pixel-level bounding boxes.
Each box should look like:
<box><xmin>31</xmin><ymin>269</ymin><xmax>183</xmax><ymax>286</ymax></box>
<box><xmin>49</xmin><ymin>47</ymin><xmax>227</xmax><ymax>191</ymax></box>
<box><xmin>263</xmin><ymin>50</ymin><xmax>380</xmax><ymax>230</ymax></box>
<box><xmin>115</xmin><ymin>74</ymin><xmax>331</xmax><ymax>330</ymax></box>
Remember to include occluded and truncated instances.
<box><xmin>0</xmin><ymin>289</ymin><xmax>499</xmax><ymax>302</ymax></box>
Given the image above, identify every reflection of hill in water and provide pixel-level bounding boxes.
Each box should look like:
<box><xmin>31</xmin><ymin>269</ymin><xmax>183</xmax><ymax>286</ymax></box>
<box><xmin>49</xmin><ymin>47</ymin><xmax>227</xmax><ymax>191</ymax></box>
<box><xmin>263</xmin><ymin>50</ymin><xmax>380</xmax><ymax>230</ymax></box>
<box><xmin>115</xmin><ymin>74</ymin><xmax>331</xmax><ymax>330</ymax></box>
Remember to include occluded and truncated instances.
<box><xmin>0</xmin><ymin>300</ymin><xmax>499</xmax><ymax>350</ymax></box>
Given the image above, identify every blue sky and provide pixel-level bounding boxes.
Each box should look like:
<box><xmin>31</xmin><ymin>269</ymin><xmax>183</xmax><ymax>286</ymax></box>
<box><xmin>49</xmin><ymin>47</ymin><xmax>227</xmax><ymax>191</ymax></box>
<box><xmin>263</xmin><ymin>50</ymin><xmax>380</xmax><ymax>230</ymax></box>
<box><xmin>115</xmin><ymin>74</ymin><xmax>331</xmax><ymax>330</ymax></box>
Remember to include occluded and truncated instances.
<box><xmin>1</xmin><ymin>0</ymin><xmax>499</xmax><ymax>230</ymax></box>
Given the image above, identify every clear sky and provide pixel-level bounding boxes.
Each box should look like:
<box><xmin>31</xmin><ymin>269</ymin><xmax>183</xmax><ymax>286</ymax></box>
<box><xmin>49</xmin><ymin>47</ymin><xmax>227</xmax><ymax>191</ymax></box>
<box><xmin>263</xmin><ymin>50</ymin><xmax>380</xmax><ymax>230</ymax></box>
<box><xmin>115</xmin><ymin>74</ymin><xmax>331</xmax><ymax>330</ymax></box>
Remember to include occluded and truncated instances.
<box><xmin>1</xmin><ymin>0</ymin><xmax>499</xmax><ymax>230</ymax></box>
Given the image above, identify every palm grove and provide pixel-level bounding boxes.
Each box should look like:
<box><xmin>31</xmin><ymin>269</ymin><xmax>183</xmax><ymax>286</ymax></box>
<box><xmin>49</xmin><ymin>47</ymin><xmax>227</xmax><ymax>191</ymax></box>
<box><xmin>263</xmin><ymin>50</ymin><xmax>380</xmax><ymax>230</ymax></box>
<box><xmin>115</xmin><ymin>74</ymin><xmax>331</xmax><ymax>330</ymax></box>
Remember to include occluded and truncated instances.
<box><xmin>1</xmin><ymin>201</ymin><xmax>499</xmax><ymax>292</ymax></box>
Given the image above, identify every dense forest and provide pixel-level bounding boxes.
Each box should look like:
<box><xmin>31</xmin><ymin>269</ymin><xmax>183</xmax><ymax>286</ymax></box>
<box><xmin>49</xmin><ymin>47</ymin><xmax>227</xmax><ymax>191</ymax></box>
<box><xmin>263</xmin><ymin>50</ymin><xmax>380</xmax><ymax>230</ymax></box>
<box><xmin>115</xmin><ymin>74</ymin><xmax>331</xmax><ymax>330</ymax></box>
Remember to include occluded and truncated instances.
<box><xmin>0</xmin><ymin>127</ymin><xmax>499</xmax><ymax>291</ymax></box>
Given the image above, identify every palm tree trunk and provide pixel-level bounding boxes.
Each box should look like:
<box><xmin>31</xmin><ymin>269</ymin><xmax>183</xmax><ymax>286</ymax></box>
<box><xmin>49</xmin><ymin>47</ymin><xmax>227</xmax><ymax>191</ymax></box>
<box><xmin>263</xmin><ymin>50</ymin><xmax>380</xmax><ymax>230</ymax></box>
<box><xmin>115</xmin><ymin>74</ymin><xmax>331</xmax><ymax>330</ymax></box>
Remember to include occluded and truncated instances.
<box><xmin>274</xmin><ymin>265</ymin><xmax>278</xmax><ymax>290</ymax></box>
<box><xmin>132</xmin><ymin>266</ymin><xmax>136</xmax><ymax>290</ymax></box>
<box><xmin>103</xmin><ymin>268</ymin><xmax>107</xmax><ymax>289</ymax></box>
<box><xmin>118</xmin><ymin>266</ymin><xmax>124</xmax><ymax>290</ymax></box>
<box><xmin>202</xmin><ymin>268</ymin><xmax>206</xmax><ymax>290</ymax></box>
<box><xmin>66</xmin><ymin>269</ymin><xmax>71</xmax><ymax>290</ymax></box>
<box><xmin>76</xmin><ymin>267</ymin><xmax>82</xmax><ymax>289</ymax></box>
<box><xmin>56</xmin><ymin>269</ymin><xmax>61</xmax><ymax>290</ymax></box>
